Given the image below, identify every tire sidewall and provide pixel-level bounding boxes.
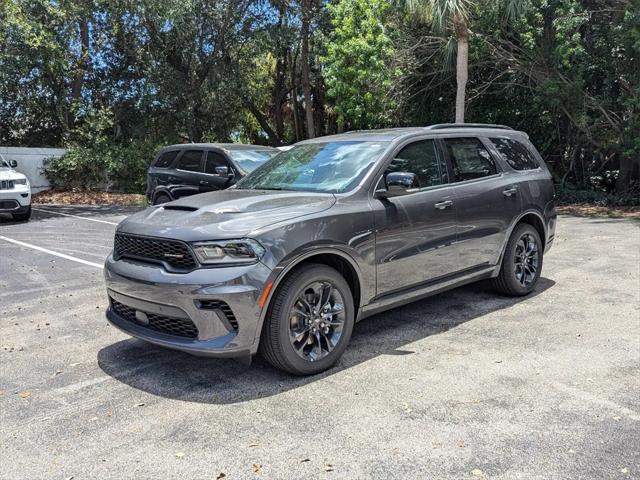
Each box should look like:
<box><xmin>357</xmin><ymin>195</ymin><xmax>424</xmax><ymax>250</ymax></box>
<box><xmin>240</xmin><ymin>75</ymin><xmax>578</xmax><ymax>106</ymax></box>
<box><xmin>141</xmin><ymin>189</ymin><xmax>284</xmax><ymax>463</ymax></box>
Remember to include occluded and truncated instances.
<box><xmin>274</xmin><ymin>266</ymin><xmax>355</xmax><ymax>375</ymax></box>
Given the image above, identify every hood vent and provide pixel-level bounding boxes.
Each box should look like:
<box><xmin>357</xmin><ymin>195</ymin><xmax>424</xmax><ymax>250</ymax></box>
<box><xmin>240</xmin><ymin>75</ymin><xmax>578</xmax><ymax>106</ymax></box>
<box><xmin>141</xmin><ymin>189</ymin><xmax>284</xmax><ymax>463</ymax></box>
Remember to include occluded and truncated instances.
<box><xmin>162</xmin><ymin>205</ymin><xmax>199</xmax><ymax>212</ymax></box>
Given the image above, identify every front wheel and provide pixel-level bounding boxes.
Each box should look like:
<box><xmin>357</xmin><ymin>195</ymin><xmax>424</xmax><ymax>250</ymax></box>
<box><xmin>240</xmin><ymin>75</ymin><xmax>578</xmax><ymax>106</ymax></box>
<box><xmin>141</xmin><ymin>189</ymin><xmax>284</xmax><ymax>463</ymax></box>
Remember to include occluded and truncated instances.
<box><xmin>492</xmin><ymin>223</ymin><xmax>543</xmax><ymax>296</ymax></box>
<box><xmin>260</xmin><ymin>264</ymin><xmax>355</xmax><ymax>375</ymax></box>
<box><xmin>153</xmin><ymin>192</ymin><xmax>172</xmax><ymax>205</ymax></box>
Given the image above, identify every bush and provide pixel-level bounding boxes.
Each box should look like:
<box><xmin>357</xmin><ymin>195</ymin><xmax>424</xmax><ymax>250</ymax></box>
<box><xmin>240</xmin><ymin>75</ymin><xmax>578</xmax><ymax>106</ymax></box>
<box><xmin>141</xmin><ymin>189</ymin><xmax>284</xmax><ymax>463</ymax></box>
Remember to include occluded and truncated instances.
<box><xmin>44</xmin><ymin>141</ymin><xmax>158</xmax><ymax>194</ymax></box>
<box><xmin>555</xmin><ymin>183</ymin><xmax>640</xmax><ymax>207</ymax></box>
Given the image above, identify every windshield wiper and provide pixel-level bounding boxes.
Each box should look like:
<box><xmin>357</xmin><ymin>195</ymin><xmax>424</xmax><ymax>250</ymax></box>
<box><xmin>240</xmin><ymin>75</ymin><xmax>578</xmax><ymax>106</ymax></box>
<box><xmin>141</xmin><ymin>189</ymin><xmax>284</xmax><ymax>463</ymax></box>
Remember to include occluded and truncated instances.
<box><xmin>251</xmin><ymin>185</ymin><xmax>285</xmax><ymax>191</ymax></box>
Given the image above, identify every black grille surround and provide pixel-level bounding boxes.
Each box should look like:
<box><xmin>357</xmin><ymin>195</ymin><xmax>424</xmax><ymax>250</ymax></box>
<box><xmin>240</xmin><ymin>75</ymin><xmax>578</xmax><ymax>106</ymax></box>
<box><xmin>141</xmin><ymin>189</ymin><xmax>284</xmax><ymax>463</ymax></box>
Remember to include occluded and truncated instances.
<box><xmin>114</xmin><ymin>233</ymin><xmax>197</xmax><ymax>271</ymax></box>
<box><xmin>110</xmin><ymin>299</ymin><xmax>199</xmax><ymax>339</ymax></box>
<box><xmin>197</xmin><ymin>299</ymin><xmax>239</xmax><ymax>331</ymax></box>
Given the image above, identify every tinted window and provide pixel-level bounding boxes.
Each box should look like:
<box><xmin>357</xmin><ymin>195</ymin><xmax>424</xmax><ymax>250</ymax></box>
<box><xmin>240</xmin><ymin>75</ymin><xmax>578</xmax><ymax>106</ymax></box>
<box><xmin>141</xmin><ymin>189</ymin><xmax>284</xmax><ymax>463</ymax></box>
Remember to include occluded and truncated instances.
<box><xmin>204</xmin><ymin>151</ymin><xmax>229</xmax><ymax>174</ymax></box>
<box><xmin>445</xmin><ymin>138</ymin><xmax>497</xmax><ymax>182</ymax></box>
<box><xmin>386</xmin><ymin>140</ymin><xmax>446</xmax><ymax>189</ymax></box>
<box><xmin>154</xmin><ymin>150</ymin><xmax>178</xmax><ymax>168</ymax></box>
<box><xmin>177</xmin><ymin>150</ymin><xmax>203</xmax><ymax>172</ymax></box>
<box><xmin>490</xmin><ymin>138</ymin><xmax>540</xmax><ymax>170</ymax></box>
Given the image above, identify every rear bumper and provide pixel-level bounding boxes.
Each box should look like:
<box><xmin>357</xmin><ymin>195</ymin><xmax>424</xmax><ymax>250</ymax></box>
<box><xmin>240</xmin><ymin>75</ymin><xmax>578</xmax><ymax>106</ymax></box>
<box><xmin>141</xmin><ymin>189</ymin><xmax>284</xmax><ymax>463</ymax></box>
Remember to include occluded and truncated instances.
<box><xmin>104</xmin><ymin>254</ymin><xmax>272</xmax><ymax>357</ymax></box>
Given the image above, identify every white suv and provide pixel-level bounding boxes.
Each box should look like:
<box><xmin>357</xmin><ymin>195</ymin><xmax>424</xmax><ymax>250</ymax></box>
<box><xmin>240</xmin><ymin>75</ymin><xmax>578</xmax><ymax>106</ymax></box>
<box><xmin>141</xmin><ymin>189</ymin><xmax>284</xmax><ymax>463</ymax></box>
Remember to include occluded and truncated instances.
<box><xmin>0</xmin><ymin>154</ymin><xmax>31</xmax><ymax>221</ymax></box>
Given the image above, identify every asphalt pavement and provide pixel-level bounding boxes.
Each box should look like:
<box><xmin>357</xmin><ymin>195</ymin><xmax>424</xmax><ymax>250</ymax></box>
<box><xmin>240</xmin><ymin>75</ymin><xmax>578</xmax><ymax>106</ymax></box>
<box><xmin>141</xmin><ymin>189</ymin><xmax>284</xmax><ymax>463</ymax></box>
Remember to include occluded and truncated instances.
<box><xmin>1</xmin><ymin>206</ymin><xmax>638</xmax><ymax>479</ymax></box>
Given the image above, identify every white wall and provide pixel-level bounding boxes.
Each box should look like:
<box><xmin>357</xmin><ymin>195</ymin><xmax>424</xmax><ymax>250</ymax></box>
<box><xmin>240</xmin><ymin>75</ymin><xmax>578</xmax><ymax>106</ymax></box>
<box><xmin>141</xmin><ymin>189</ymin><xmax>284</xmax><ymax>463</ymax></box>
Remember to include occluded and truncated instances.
<box><xmin>0</xmin><ymin>147</ymin><xmax>65</xmax><ymax>193</ymax></box>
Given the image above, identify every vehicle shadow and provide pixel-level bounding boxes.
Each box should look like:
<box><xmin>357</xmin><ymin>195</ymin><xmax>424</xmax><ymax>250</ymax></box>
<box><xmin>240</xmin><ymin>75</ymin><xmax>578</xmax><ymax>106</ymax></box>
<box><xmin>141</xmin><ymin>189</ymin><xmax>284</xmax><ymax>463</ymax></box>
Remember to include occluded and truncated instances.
<box><xmin>32</xmin><ymin>204</ymin><xmax>144</xmax><ymax>218</ymax></box>
<box><xmin>98</xmin><ymin>278</ymin><xmax>555</xmax><ymax>404</ymax></box>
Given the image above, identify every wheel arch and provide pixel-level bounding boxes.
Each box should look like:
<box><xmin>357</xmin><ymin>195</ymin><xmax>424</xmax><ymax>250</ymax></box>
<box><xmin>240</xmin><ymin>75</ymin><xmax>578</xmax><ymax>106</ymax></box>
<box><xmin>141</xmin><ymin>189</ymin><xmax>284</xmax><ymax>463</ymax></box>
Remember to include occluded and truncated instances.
<box><xmin>495</xmin><ymin>209</ymin><xmax>547</xmax><ymax>272</ymax></box>
<box><xmin>253</xmin><ymin>248</ymin><xmax>364</xmax><ymax>349</ymax></box>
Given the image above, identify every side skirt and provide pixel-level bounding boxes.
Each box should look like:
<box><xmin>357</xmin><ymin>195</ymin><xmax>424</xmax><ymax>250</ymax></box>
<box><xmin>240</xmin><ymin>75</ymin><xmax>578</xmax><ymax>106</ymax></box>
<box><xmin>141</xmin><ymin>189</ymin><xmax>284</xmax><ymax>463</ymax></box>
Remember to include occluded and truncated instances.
<box><xmin>357</xmin><ymin>265</ymin><xmax>497</xmax><ymax>321</ymax></box>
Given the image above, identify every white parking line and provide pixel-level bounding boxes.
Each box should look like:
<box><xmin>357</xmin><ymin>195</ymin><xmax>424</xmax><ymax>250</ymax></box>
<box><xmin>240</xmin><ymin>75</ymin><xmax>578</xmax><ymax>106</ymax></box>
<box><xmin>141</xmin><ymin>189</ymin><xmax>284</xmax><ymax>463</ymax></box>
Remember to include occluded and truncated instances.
<box><xmin>32</xmin><ymin>207</ymin><xmax>119</xmax><ymax>225</ymax></box>
<box><xmin>0</xmin><ymin>235</ymin><xmax>103</xmax><ymax>269</ymax></box>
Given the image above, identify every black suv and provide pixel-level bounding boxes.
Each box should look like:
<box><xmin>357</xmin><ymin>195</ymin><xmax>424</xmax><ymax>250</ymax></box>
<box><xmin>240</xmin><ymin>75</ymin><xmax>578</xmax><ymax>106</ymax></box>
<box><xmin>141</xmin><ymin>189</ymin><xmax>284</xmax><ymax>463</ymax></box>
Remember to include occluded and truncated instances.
<box><xmin>146</xmin><ymin>143</ymin><xmax>279</xmax><ymax>204</ymax></box>
<box><xmin>106</xmin><ymin>124</ymin><xmax>556</xmax><ymax>375</ymax></box>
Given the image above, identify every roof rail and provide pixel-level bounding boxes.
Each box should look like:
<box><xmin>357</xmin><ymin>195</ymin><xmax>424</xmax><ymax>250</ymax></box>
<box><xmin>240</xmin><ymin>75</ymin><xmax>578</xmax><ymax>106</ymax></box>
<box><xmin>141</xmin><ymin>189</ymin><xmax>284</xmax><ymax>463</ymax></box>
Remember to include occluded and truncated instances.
<box><xmin>426</xmin><ymin>123</ymin><xmax>513</xmax><ymax>131</ymax></box>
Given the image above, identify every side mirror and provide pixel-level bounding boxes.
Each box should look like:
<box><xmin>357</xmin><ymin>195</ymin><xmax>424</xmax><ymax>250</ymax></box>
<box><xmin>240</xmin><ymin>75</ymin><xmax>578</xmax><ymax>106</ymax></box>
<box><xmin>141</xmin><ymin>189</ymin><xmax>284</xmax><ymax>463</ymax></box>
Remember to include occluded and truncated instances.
<box><xmin>214</xmin><ymin>165</ymin><xmax>233</xmax><ymax>177</ymax></box>
<box><xmin>9</xmin><ymin>160</ymin><xmax>17</xmax><ymax>168</ymax></box>
<box><xmin>377</xmin><ymin>172</ymin><xmax>418</xmax><ymax>198</ymax></box>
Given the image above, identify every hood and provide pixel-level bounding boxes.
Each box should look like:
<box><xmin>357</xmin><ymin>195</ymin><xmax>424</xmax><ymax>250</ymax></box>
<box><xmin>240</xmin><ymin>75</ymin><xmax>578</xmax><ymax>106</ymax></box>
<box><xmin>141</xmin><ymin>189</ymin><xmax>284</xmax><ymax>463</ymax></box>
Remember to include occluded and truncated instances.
<box><xmin>117</xmin><ymin>189</ymin><xmax>336</xmax><ymax>242</ymax></box>
<box><xmin>0</xmin><ymin>168</ymin><xmax>27</xmax><ymax>181</ymax></box>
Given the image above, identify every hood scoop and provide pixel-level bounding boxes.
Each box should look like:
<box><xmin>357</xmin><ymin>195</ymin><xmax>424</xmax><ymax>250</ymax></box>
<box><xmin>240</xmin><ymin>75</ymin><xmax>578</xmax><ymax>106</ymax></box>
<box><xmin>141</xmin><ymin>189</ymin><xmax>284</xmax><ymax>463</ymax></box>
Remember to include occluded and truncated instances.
<box><xmin>162</xmin><ymin>205</ymin><xmax>199</xmax><ymax>212</ymax></box>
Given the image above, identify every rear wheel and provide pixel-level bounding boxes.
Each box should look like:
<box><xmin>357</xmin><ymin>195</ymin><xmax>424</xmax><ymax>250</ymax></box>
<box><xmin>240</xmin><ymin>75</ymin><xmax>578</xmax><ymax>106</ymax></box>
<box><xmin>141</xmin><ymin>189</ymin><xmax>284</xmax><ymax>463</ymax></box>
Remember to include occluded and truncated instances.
<box><xmin>260</xmin><ymin>264</ymin><xmax>355</xmax><ymax>375</ymax></box>
<box><xmin>12</xmin><ymin>206</ymin><xmax>31</xmax><ymax>221</ymax></box>
<box><xmin>492</xmin><ymin>223</ymin><xmax>543</xmax><ymax>296</ymax></box>
<box><xmin>153</xmin><ymin>193</ymin><xmax>172</xmax><ymax>205</ymax></box>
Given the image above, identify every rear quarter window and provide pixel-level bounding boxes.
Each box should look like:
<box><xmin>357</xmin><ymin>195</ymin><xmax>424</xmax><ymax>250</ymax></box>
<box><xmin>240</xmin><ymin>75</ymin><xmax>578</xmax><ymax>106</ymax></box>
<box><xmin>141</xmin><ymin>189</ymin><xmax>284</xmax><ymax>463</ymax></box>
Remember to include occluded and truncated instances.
<box><xmin>154</xmin><ymin>150</ymin><xmax>179</xmax><ymax>168</ymax></box>
<box><xmin>490</xmin><ymin>138</ymin><xmax>540</xmax><ymax>171</ymax></box>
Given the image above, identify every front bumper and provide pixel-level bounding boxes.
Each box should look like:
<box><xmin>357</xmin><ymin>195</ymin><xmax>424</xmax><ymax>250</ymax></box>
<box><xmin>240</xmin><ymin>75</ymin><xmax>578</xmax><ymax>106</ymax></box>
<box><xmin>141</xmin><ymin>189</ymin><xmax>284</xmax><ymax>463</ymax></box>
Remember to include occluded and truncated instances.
<box><xmin>0</xmin><ymin>186</ymin><xmax>31</xmax><ymax>213</ymax></box>
<box><xmin>104</xmin><ymin>254</ymin><xmax>272</xmax><ymax>357</ymax></box>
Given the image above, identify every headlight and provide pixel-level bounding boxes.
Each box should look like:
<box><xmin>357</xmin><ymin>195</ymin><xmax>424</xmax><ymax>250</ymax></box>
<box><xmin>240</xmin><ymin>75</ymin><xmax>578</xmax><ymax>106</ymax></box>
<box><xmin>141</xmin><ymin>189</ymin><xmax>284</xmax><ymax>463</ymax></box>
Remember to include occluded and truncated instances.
<box><xmin>191</xmin><ymin>239</ymin><xmax>265</xmax><ymax>265</ymax></box>
<box><xmin>14</xmin><ymin>178</ymin><xmax>28</xmax><ymax>185</ymax></box>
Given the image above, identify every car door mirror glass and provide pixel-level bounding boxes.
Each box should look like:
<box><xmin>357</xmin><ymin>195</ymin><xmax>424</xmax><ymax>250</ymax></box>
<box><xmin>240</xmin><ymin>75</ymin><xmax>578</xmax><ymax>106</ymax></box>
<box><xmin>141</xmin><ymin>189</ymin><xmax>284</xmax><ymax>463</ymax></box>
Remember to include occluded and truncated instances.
<box><xmin>214</xmin><ymin>165</ymin><xmax>231</xmax><ymax>177</ymax></box>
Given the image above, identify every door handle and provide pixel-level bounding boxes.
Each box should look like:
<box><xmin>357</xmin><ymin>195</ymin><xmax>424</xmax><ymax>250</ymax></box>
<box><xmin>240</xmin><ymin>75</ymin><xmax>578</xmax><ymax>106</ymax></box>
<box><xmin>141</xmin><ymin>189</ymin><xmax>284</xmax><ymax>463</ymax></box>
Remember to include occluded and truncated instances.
<box><xmin>199</xmin><ymin>181</ymin><xmax>209</xmax><ymax>186</ymax></box>
<box><xmin>434</xmin><ymin>200</ymin><xmax>453</xmax><ymax>210</ymax></box>
<box><xmin>503</xmin><ymin>187</ymin><xmax>518</xmax><ymax>197</ymax></box>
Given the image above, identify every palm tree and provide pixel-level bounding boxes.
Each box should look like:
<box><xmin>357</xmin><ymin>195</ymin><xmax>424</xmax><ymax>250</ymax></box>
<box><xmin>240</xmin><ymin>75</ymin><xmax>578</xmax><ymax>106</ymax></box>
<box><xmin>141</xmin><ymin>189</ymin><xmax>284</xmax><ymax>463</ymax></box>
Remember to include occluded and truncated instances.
<box><xmin>402</xmin><ymin>0</ymin><xmax>525</xmax><ymax>123</ymax></box>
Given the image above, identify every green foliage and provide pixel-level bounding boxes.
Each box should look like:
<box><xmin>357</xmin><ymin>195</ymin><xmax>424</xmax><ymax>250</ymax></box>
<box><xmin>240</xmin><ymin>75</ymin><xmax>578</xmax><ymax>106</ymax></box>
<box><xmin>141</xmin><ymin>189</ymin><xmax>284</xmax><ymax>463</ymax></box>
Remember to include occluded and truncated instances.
<box><xmin>44</xmin><ymin>108</ymin><xmax>158</xmax><ymax>192</ymax></box>
<box><xmin>323</xmin><ymin>0</ymin><xmax>399</xmax><ymax>130</ymax></box>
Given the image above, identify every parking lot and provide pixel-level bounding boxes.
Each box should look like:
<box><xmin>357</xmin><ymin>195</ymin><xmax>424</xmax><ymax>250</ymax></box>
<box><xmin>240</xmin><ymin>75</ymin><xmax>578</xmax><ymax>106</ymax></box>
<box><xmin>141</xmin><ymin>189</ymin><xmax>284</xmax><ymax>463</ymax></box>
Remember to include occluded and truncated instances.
<box><xmin>1</xmin><ymin>206</ymin><xmax>639</xmax><ymax>479</ymax></box>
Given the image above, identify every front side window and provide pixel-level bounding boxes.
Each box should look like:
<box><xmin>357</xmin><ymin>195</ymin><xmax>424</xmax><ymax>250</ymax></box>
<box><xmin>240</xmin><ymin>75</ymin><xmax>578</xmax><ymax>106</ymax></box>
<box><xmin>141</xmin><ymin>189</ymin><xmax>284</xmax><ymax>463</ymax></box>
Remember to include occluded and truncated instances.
<box><xmin>445</xmin><ymin>138</ymin><xmax>497</xmax><ymax>182</ymax></box>
<box><xmin>386</xmin><ymin>139</ymin><xmax>447</xmax><ymax>189</ymax></box>
<box><xmin>227</xmin><ymin>149</ymin><xmax>279</xmax><ymax>173</ymax></box>
<box><xmin>177</xmin><ymin>150</ymin><xmax>203</xmax><ymax>172</ymax></box>
<box><xmin>154</xmin><ymin>150</ymin><xmax>179</xmax><ymax>168</ymax></box>
<box><xmin>490</xmin><ymin>137</ymin><xmax>540</xmax><ymax>170</ymax></box>
<box><xmin>236</xmin><ymin>141</ymin><xmax>389</xmax><ymax>193</ymax></box>
<box><xmin>204</xmin><ymin>152</ymin><xmax>229</xmax><ymax>174</ymax></box>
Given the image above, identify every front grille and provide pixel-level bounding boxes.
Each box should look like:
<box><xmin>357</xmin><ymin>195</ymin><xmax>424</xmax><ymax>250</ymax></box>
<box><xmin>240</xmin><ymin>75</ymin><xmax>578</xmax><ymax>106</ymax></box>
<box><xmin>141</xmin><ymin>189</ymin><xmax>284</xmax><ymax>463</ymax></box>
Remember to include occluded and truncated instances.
<box><xmin>110</xmin><ymin>299</ymin><xmax>199</xmax><ymax>339</ymax></box>
<box><xmin>0</xmin><ymin>180</ymin><xmax>15</xmax><ymax>190</ymax></box>
<box><xmin>114</xmin><ymin>233</ymin><xmax>196</xmax><ymax>270</ymax></box>
<box><xmin>0</xmin><ymin>200</ymin><xmax>19</xmax><ymax>210</ymax></box>
<box><xmin>197</xmin><ymin>299</ymin><xmax>239</xmax><ymax>331</ymax></box>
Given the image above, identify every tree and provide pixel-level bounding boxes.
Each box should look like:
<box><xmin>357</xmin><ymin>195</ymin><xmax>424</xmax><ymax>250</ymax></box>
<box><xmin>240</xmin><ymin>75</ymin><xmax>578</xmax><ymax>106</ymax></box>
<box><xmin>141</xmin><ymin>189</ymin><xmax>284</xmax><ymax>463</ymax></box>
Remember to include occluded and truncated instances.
<box><xmin>401</xmin><ymin>0</ymin><xmax>526</xmax><ymax>123</ymax></box>
<box><xmin>300</xmin><ymin>0</ymin><xmax>316</xmax><ymax>138</ymax></box>
<box><xmin>324</xmin><ymin>0</ymin><xmax>399</xmax><ymax>130</ymax></box>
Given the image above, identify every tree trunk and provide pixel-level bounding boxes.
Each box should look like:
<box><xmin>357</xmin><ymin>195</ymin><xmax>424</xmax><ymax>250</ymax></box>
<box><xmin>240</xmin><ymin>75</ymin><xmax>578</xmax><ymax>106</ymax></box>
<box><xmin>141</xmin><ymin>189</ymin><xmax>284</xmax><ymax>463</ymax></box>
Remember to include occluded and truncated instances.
<box><xmin>300</xmin><ymin>0</ymin><xmax>315</xmax><ymax>138</ymax></box>
<box><xmin>454</xmin><ymin>15</ymin><xmax>469</xmax><ymax>124</ymax></box>
<box><xmin>68</xmin><ymin>17</ymin><xmax>89</xmax><ymax>128</ymax></box>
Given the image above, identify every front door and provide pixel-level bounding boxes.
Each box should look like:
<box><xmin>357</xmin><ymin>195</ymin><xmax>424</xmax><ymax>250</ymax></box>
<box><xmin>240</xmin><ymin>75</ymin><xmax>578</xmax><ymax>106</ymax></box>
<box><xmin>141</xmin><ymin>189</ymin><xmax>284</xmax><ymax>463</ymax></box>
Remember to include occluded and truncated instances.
<box><xmin>441</xmin><ymin>137</ymin><xmax>522</xmax><ymax>270</ymax></box>
<box><xmin>199</xmin><ymin>151</ymin><xmax>235</xmax><ymax>193</ymax></box>
<box><xmin>373</xmin><ymin>138</ymin><xmax>458</xmax><ymax>296</ymax></box>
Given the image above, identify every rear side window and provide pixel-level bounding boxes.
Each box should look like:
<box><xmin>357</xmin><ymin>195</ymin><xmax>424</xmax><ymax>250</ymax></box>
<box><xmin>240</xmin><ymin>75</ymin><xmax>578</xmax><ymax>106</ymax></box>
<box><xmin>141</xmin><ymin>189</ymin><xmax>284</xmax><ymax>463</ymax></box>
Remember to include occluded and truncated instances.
<box><xmin>154</xmin><ymin>150</ymin><xmax>179</xmax><ymax>168</ymax></box>
<box><xmin>177</xmin><ymin>150</ymin><xmax>203</xmax><ymax>172</ymax></box>
<box><xmin>387</xmin><ymin>139</ymin><xmax>447</xmax><ymax>189</ymax></box>
<box><xmin>444</xmin><ymin>138</ymin><xmax>497</xmax><ymax>182</ymax></box>
<box><xmin>490</xmin><ymin>138</ymin><xmax>540</xmax><ymax>170</ymax></box>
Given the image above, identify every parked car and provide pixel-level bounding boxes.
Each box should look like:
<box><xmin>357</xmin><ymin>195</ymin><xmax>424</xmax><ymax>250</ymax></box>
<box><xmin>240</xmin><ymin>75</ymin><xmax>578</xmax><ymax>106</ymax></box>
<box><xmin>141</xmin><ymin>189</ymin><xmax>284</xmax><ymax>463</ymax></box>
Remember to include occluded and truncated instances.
<box><xmin>105</xmin><ymin>124</ymin><xmax>556</xmax><ymax>375</ymax></box>
<box><xmin>0</xmin><ymin>154</ymin><xmax>31</xmax><ymax>221</ymax></box>
<box><xmin>146</xmin><ymin>143</ymin><xmax>280</xmax><ymax>205</ymax></box>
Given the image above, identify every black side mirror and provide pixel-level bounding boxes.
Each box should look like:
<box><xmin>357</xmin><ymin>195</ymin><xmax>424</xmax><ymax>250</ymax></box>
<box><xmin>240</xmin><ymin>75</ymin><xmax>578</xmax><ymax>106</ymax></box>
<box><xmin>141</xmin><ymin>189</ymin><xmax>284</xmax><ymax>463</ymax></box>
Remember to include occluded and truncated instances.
<box><xmin>9</xmin><ymin>159</ymin><xmax>17</xmax><ymax>168</ymax></box>
<box><xmin>377</xmin><ymin>171</ymin><xmax>419</xmax><ymax>198</ymax></box>
<box><xmin>214</xmin><ymin>165</ymin><xmax>233</xmax><ymax>177</ymax></box>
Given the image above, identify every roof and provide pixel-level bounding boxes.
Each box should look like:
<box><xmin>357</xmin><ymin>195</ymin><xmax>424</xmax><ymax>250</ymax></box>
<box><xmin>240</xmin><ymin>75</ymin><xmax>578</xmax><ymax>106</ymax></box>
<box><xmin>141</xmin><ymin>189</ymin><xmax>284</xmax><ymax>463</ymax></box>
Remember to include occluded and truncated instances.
<box><xmin>298</xmin><ymin>124</ymin><xmax>527</xmax><ymax>143</ymax></box>
<box><xmin>162</xmin><ymin>143</ymin><xmax>278</xmax><ymax>151</ymax></box>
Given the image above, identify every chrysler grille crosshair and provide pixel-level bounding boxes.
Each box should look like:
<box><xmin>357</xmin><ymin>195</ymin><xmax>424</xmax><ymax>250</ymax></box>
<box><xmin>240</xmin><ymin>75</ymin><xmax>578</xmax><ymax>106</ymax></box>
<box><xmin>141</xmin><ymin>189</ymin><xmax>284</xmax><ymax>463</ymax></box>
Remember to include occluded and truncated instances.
<box><xmin>113</xmin><ymin>233</ymin><xmax>196</xmax><ymax>270</ymax></box>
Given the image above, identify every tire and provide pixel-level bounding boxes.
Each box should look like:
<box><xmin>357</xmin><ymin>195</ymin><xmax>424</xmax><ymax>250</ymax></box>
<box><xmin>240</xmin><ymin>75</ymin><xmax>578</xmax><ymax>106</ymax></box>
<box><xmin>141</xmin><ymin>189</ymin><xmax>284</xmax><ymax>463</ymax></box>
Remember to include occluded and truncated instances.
<box><xmin>153</xmin><ymin>193</ymin><xmax>172</xmax><ymax>205</ymax></box>
<box><xmin>12</xmin><ymin>206</ymin><xmax>31</xmax><ymax>221</ymax></box>
<box><xmin>492</xmin><ymin>223</ymin><xmax>543</xmax><ymax>296</ymax></box>
<box><xmin>260</xmin><ymin>264</ymin><xmax>355</xmax><ymax>375</ymax></box>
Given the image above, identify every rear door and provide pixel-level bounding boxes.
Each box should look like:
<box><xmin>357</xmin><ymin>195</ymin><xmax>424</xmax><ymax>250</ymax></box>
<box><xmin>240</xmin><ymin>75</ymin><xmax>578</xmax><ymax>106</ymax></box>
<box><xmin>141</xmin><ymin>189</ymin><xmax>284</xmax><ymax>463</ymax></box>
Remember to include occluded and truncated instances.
<box><xmin>373</xmin><ymin>138</ymin><xmax>458</xmax><ymax>296</ymax></box>
<box><xmin>199</xmin><ymin>150</ymin><xmax>235</xmax><ymax>193</ymax></box>
<box><xmin>441</xmin><ymin>137</ymin><xmax>521</xmax><ymax>270</ymax></box>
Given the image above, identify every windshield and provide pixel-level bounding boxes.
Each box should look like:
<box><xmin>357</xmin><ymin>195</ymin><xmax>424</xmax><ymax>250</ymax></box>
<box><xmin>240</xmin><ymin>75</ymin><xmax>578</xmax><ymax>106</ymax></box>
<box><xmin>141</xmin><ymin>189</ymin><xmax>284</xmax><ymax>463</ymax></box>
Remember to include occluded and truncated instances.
<box><xmin>227</xmin><ymin>149</ymin><xmax>279</xmax><ymax>173</ymax></box>
<box><xmin>236</xmin><ymin>141</ymin><xmax>389</xmax><ymax>193</ymax></box>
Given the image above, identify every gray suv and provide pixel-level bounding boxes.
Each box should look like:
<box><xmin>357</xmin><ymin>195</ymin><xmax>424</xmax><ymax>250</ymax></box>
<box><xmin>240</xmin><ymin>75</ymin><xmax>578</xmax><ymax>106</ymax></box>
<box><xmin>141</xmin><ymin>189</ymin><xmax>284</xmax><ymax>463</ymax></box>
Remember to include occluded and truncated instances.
<box><xmin>105</xmin><ymin>124</ymin><xmax>556</xmax><ymax>375</ymax></box>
